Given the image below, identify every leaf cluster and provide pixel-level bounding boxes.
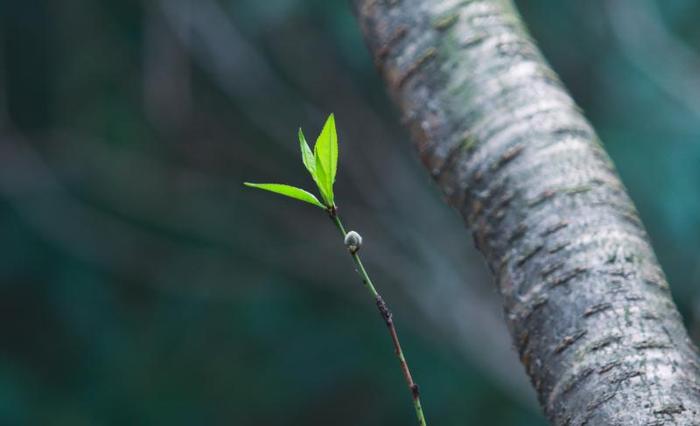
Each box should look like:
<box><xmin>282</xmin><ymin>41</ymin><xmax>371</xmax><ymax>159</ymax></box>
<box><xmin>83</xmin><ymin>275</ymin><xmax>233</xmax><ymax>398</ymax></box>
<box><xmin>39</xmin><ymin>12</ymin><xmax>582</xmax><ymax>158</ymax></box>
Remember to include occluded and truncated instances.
<box><xmin>245</xmin><ymin>114</ymin><xmax>339</xmax><ymax>209</ymax></box>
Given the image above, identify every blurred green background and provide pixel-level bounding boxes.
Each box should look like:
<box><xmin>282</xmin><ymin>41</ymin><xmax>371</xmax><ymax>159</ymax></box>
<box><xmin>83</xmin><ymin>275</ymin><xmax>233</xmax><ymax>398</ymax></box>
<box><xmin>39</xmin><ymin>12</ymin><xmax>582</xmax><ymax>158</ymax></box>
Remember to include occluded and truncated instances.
<box><xmin>1</xmin><ymin>0</ymin><xmax>699</xmax><ymax>425</ymax></box>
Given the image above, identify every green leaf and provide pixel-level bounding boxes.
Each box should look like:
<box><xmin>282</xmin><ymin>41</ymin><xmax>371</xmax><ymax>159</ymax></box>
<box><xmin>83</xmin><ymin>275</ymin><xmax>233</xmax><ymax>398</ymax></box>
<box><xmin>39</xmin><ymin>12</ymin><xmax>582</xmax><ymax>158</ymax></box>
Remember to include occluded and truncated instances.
<box><xmin>298</xmin><ymin>128</ymin><xmax>316</xmax><ymax>176</ymax></box>
<box><xmin>243</xmin><ymin>183</ymin><xmax>325</xmax><ymax>208</ymax></box>
<box><xmin>313</xmin><ymin>154</ymin><xmax>332</xmax><ymax>206</ymax></box>
<box><xmin>301</xmin><ymin>127</ymin><xmax>332</xmax><ymax>206</ymax></box>
<box><xmin>313</xmin><ymin>113</ymin><xmax>338</xmax><ymax>205</ymax></box>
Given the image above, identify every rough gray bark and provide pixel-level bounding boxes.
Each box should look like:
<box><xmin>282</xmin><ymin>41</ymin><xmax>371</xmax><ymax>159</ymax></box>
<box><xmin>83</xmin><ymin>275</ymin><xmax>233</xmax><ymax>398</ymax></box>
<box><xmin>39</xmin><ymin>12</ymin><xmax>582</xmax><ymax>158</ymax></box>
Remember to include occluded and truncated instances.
<box><xmin>352</xmin><ymin>0</ymin><xmax>700</xmax><ymax>424</ymax></box>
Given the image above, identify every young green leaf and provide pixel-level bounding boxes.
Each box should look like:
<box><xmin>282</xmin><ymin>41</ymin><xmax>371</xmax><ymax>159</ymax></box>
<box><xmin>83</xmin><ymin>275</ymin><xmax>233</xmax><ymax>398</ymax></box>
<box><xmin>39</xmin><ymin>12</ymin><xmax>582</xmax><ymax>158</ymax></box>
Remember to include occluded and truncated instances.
<box><xmin>301</xmin><ymin>127</ymin><xmax>332</xmax><ymax>206</ymax></box>
<box><xmin>314</xmin><ymin>157</ymin><xmax>333</xmax><ymax>207</ymax></box>
<box><xmin>298</xmin><ymin>128</ymin><xmax>316</xmax><ymax>176</ymax></box>
<box><xmin>314</xmin><ymin>153</ymin><xmax>333</xmax><ymax>206</ymax></box>
<box><xmin>243</xmin><ymin>183</ymin><xmax>325</xmax><ymax>208</ymax></box>
<box><xmin>313</xmin><ymin>113</ymin><xmax>338</xmax><ymax>205</ymax></box>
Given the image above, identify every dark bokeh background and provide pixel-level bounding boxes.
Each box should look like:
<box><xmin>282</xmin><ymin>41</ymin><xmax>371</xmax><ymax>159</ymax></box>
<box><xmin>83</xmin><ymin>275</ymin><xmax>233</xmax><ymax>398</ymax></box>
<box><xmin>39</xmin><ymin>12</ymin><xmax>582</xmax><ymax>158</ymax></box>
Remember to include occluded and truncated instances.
<box><xmin>1</xmin><ymin>1</ymin><xmax>699</xmax><ymax>425</ymax></box>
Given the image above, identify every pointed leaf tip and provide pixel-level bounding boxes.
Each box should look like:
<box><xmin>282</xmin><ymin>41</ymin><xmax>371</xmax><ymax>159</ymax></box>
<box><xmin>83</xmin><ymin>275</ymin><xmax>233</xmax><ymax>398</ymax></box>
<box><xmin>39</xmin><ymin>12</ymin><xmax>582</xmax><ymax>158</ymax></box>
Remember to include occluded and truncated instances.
<box><xmin>313</xmin><ymin>113</ymin><xmax>338</xmax><ymax>206</ymax></box>
<box><xmin>244</xmin><ymin>182</ymin><xmax>325</xmax><ymax>208</ymax></box>
<box><xmin>298</xmin><ymin>128</ymin><xmax>316</xmax><ymax>177</ymax></box>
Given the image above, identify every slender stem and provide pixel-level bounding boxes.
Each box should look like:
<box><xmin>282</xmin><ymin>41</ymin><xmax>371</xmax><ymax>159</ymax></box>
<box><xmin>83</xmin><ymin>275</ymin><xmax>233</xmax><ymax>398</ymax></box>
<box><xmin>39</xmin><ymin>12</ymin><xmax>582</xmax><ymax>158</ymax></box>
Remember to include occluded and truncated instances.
<box><xmin>329</xmin><ymin>207</ymin><xmax>427</xmax><ymax>426</ymax></box>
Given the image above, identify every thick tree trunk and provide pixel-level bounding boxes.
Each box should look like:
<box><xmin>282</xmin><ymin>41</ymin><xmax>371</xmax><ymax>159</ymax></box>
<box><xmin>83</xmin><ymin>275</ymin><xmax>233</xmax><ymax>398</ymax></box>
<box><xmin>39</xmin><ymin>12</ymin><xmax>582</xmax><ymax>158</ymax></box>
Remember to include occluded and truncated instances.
<box><xmin>352</xmin><ymin>0</ymin><xmax>700</xmax><ymax>424</ymax></box>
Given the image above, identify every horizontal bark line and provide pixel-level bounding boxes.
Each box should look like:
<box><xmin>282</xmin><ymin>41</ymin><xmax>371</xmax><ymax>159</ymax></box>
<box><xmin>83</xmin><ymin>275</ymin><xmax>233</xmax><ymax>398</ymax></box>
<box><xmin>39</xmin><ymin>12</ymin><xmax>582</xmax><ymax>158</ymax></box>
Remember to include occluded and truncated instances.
<box><xmin>352</xmin><ymin>0</ymin><xmax>700</xmax><ymax>424</ymax></box>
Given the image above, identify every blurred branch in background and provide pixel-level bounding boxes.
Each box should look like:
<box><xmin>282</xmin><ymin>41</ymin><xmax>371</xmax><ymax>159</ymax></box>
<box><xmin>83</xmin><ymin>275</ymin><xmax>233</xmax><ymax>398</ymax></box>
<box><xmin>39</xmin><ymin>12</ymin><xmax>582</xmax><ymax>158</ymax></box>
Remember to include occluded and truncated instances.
<box><xmin>606</xmin><ymin>0</ymin><xmax>700</xmax><ymax>123</ymax></box>
<box><xmin>606</xmin><ymin>0</ymin><xmax>700</xmax><ymax>342</ymax></box>
<box><xmin>0</xmin><ymin>37</ymin><xmax>7</xmax><ymax>126</ymax></box>
<box><xmin>143</xmin><ymin>2</ymin><xmax>192</xmax><ymax>135</ymax></box>
<box><xmin>158</xmin><ymin>0</ymin><xmax>318</xmax><ymax>147</ymax></box>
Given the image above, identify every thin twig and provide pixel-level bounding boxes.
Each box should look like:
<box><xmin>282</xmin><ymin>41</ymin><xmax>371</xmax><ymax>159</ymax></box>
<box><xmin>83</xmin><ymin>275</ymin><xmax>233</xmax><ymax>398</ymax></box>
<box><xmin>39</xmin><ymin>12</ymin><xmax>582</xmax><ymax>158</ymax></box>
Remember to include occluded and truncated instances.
<box><xmin>328</xmin><ymin>207</ymin><xmax>427</xmax><ymax>426</ymax></box>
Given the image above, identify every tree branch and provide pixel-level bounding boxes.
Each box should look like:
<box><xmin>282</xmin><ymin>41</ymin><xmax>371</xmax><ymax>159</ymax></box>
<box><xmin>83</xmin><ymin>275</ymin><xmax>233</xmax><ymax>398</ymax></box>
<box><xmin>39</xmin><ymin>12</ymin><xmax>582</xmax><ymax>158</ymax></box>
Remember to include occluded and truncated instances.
<box><xmin>352</xmin><ymin>0</ymin><xmax>700</xmax><ymax>423</ymax></box>
<box><xmin>329</xmin><ymin>210</ymin><xmax>427</xmax><ymax>425</ymax></box>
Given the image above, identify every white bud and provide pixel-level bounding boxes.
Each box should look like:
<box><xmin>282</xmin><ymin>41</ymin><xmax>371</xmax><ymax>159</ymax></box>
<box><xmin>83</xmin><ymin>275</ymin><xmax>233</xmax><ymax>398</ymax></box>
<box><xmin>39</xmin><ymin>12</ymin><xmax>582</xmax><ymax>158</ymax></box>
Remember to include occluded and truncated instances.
<box><xmin>344</xmin><ymin>231</ymin><xmax>363</xmax><ymax>253</ymax></box>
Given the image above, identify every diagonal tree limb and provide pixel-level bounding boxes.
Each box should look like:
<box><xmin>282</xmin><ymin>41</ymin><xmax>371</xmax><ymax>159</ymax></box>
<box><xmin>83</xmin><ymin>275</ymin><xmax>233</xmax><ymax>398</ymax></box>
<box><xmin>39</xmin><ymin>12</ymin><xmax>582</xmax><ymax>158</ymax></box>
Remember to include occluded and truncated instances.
<box><xmin>352</xmin><ymin>0</ymin><xmax>700</xmax><ymax>423</ymax></box>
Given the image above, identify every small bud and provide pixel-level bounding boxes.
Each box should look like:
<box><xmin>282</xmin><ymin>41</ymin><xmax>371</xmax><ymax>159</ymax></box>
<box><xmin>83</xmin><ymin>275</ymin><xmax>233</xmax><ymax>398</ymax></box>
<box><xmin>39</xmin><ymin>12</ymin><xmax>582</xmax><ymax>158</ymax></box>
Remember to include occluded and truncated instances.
<box><xmin>344</xmin><ymin>231</ymin><xmax>363</xmax><ymax>253</ymax></box>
